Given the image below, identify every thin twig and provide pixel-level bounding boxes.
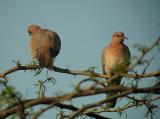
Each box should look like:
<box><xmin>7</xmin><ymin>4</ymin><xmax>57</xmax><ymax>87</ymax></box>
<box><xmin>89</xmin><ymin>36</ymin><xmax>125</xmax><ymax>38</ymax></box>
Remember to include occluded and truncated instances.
<box><xmin>131</xmin><ymin>38</ymin><xmax>160</xmax><ymax>68</ymax></box>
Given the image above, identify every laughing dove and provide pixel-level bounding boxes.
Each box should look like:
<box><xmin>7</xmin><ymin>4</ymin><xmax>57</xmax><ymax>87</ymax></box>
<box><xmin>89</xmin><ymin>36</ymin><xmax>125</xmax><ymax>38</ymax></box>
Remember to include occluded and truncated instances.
<box><xmin>101</xmin><ymin>32</ymin><xmax>130</xmax><ymax>108</ymax></box>
<box><xmin>28</xmin><ymin>25</ymin><xmax>61</xmax><ymax>70</ymax></box>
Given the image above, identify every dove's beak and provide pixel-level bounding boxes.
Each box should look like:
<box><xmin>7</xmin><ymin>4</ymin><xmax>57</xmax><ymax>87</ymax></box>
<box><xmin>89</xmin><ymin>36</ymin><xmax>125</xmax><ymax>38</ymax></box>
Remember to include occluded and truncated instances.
<box><xmin>123</xmin><ymin>36</ymin><xmax>128</xmax><ymax>40</ymax></box>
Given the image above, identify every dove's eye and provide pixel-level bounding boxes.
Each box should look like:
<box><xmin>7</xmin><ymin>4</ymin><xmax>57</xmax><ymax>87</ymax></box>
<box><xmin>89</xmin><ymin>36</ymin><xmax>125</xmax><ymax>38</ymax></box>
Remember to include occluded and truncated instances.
<box><xmin>116</xmin><ymin>35</ymin><xmax>120</xmax><ymax>37</ymax></box>
<box><xmin>28</xmin><ymin>32</ymin><xmax>32</xmax><ymax>36</ymax></box>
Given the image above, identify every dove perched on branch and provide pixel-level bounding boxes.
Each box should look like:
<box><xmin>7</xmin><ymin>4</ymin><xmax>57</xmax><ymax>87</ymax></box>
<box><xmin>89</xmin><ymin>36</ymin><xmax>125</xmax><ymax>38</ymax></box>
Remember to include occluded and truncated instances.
<box><xmin>101</xmin><ymin>32</ymin><xmax>130</xmax><ymax>108</ymax></box>
<box><xmin>28</xmin><ymin>25</ymin><xmax>61</xmax><ymax>70</ymax></box>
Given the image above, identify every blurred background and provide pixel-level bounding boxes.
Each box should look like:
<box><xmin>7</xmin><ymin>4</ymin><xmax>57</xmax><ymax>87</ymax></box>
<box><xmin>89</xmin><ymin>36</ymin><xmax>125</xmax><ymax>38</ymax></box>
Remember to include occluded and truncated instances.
<box><xmin>0</xmin><ymin>0</ymin><xmax>160</xmax><ymax>119</ymax></box>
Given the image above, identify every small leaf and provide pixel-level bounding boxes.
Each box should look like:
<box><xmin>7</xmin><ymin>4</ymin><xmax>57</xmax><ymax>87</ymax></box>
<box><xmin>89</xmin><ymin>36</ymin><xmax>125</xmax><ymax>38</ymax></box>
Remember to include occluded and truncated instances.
<box><xmin>34</xmin><ymin>69</ymin><xmax>42</xmax><ymax>76</ymax></box>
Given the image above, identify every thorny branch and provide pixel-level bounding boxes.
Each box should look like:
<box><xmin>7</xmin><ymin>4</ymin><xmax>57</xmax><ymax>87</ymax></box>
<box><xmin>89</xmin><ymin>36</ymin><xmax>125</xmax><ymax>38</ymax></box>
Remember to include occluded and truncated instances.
<box><xmin>68</xmin><ymin>90</ymin><xmax>133</xmax><ymax>119</ymax></box>
<box><xmin>0</xmin><ymin>84</ymin><xmax>160</xmax><ymax>118</ymax></box>
<box><xmin>88</xmin><ymin>96</ymin><xmax>160</xmax><ymax>113</ymax></box>
<box><xmin>131</xmin><ymin>37</ymin><xmax>160</xmax><ymax>68</ymax></box>
<box><xmin>32</xmin><ymin>102</ymin><xmax>110</xmax><ymax>119</ymax></box>
<box><xmin>0</xmin><ymin>65</ymin><xmax>160</xmax><ymax>81</ymax></box>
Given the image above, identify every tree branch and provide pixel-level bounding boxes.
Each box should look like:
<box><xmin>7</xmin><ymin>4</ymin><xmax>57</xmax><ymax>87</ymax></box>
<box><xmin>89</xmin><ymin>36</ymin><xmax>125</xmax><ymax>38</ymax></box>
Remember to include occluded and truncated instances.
<box><xmin>0</xmin><ymin>85</ymin><xmax>159</xmax><ymax>118</ymax></box>
<box><xmin>90</xmin><ymin>96</ymin><xmax>160</xmax><ymax>113</ymax></box>
<box><xmin>32</xmin><ymin>102</ymin><xmax>111</xmax><ymax>119</ymax></box>
<box><xmin>68</xmin><ymin>90</ymin><xmax>133</xmax><ymax>119</ymax></box>
<box><xmin>0</xmin><ymin>65</ymin><xmax>160</xmax><ymax>81</ymax></box>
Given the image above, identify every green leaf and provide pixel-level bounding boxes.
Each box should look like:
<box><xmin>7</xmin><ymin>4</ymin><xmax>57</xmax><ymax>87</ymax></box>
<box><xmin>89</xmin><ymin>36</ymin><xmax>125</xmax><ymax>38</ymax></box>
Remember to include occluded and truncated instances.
<box><xmin>34</xmin><ymin>69</ymin><xmax>42</xmax><ymax>76</ymax></box>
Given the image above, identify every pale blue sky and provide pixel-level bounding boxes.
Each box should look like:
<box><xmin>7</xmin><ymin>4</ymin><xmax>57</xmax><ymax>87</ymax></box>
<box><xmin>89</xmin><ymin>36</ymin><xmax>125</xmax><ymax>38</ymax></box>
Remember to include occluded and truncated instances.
<box><xmin>0</xmin><ymin>0</ymin><xmax>160</xmax><ymax>119</ymax></box>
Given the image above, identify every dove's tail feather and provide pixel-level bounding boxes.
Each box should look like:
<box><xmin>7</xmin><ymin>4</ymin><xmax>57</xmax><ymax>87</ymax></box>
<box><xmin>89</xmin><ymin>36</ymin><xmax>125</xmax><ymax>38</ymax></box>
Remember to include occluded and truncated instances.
<box><xmin>106</xmin><ymin>77</ymin><xmax>122</xmax><ymax>108</ymax></box>
<box><xmin>37</xmin><ymin>48</ymin><xmax>53</xmax><ymax>70</ymax></box>
<box><xmin>106</xmin><ymin>93</ymin><xmax>117</xmax><ymax>108</ymax></box>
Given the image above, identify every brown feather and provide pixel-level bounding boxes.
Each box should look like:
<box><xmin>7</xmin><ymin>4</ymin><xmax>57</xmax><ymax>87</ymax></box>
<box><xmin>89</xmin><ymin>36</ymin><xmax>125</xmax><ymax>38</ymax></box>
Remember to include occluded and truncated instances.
<box><xmin>37</xmin><ymin>47</ymin><xmax>53</xmax><ymax>70</ymax></box>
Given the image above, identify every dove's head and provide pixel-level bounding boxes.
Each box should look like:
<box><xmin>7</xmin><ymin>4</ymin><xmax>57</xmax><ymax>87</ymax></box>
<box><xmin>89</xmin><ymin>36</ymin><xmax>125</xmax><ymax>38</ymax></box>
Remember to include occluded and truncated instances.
<box><xmin>111</xmin><ymin>32</ymin><xmax>128</xmax><ymax>43</ymax></box>
<box><xmin>28</xmin><ymin>25</ymin><xmax>41</xmax><ymax>35</ymax></box>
